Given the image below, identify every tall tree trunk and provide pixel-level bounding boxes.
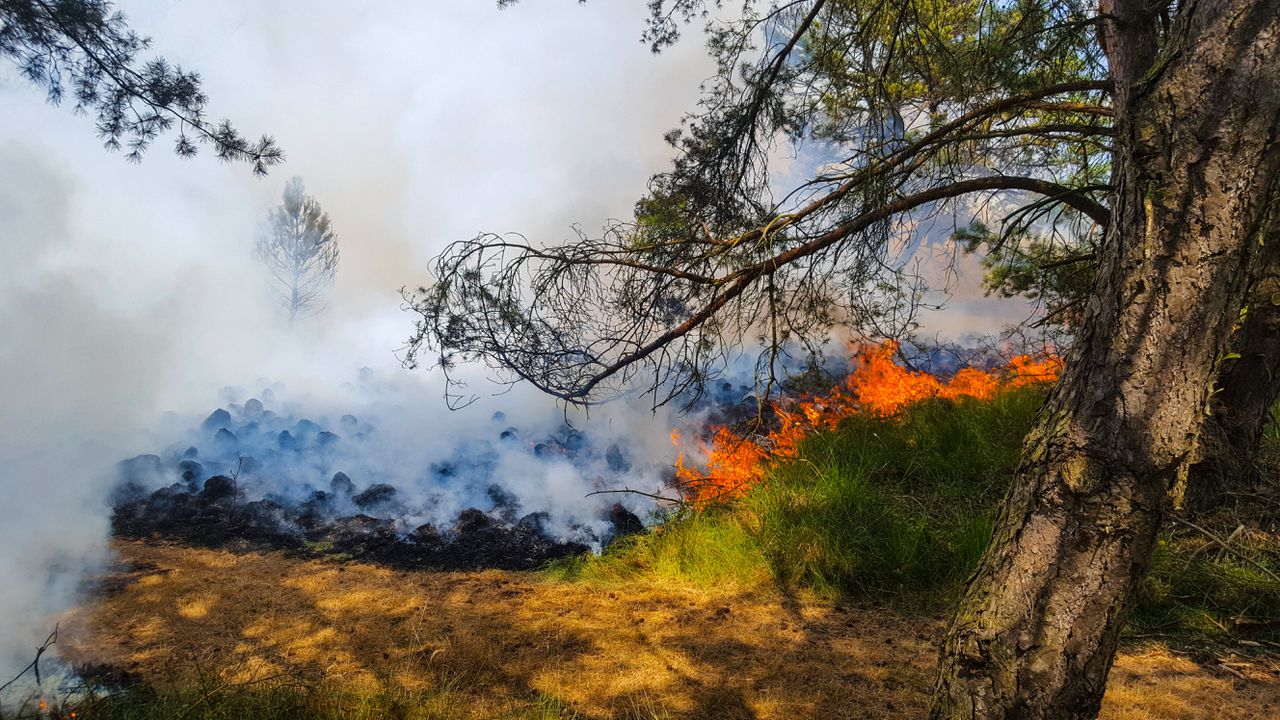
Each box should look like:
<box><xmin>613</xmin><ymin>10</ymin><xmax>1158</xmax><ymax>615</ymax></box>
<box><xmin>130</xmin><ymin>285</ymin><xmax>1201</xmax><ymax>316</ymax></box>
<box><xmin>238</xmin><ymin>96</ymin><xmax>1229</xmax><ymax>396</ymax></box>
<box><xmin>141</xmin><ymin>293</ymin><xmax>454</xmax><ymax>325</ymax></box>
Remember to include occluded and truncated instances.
<box><xmin>1185</xmin><ymin>237</ymin><xmax>1280</xmax><ymax>511</ymax></box>
<box><xmin>932</xmin><ymin>2</ymin><xmax>1280</xmax><ymax>718</ymax></box>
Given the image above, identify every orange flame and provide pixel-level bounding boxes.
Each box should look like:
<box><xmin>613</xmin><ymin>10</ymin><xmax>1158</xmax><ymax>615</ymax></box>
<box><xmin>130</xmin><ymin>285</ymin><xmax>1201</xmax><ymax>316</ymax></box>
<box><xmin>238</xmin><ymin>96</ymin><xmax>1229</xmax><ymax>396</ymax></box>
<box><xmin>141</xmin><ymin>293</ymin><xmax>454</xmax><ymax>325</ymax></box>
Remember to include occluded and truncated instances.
<box><xmin>671</xmin><ymin>341</ymin><xmax>1060</xmax><ymax>505</ymax></box>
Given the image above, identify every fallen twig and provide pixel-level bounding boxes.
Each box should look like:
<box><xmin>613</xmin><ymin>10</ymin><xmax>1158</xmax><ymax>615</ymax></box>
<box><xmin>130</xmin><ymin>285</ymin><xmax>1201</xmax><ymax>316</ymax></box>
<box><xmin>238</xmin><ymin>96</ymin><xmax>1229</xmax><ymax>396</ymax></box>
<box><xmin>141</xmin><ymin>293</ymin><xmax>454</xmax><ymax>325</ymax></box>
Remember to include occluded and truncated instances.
<box><xmin>0</xmin><ymin>625</ymin><xmax>58</xmax><ymax>720</ymax></box>
<box><xmin>228</xmin><ymin>456</ymin><xmax>244</xmax><ymax>524</ymax></box>
<box><xmin>1168</xmin><ymin>516</ymin><xmax>1280</xmax><ymax>584</ymax></box>
<box><xmin>586</xmin><ymin>487</ymin><xmax>685</xmax><ymax>507</ymax></box>
<box><xmin>1217</xmin><ymin>663</ymin><xmax>1249</xmax><ymax>680</ymax></box>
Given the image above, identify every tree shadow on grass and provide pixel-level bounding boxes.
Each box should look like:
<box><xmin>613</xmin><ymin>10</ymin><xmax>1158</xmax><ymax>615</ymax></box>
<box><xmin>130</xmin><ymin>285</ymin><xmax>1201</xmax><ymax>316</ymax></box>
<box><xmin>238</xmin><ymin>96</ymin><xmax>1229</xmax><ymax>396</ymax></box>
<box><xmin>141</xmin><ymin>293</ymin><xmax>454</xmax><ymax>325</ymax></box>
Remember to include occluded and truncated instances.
<box><xmin>64</xmin><ymin>541</ymin><xmax>925</xmax><ymax>718</ymax></box>
<box><xmin>58</xmin><ymin>540</ymin><xmax>1280</xmax><ymax>720</ymax></box>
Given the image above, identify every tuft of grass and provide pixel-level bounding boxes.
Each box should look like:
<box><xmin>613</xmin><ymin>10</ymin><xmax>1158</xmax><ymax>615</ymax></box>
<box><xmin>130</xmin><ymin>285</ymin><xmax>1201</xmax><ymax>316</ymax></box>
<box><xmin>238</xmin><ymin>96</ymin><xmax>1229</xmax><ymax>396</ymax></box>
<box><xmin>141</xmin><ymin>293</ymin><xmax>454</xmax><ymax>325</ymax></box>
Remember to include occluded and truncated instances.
<box><xmin>546</xmin><ymin>505</ymin><xmax>769</xmax><ymax>589</ymax></box>
<box><xmin>1133</xmin><ymin>528</ymin><xmax>1280</xmax><ymax>640</ymax></box>
<box><xmin>742</xmin><ymin>389</ymin><xmax>1040</xmax><ymax>602</ymax></box>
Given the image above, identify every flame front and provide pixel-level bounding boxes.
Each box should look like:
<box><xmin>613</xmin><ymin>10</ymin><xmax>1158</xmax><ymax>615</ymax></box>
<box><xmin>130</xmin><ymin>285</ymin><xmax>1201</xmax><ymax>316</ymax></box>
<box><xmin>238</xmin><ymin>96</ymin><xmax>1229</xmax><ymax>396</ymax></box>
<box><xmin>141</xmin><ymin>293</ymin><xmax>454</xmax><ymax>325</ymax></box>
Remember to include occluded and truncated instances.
<box><xmin>672</xmin><ymin>341</ymin><xmax>1061</xmax><ymax>505</ymax></box>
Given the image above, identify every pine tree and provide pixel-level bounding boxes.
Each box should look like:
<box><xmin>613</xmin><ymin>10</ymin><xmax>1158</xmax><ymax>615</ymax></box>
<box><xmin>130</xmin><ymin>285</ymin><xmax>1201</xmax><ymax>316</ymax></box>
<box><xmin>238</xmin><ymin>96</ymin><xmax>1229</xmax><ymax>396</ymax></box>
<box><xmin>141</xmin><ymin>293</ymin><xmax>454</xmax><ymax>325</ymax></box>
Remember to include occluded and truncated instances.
<box><xmin>257</xmin><ymin>178</ymin><xmax>339</xmax><ymax>328</ymax></box>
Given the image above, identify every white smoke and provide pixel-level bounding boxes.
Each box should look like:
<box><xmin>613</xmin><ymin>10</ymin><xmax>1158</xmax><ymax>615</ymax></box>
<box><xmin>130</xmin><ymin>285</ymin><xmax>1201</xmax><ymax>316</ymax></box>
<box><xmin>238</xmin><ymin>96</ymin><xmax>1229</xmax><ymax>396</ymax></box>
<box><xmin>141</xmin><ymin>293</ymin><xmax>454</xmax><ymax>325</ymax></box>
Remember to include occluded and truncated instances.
<box><xmin>120</xmin><ymin>369</ymin><xmax>682</xmax><ymax>543</ymax></box>
<box><xmin>0</xmin><ymin>0</ymin><xmax>714</xmax><ymax>683</ymax></box>
<box><xmin>0</xmin><ymin>0</ymin><xmax>1037</xmax><ymax>689</ymax></box>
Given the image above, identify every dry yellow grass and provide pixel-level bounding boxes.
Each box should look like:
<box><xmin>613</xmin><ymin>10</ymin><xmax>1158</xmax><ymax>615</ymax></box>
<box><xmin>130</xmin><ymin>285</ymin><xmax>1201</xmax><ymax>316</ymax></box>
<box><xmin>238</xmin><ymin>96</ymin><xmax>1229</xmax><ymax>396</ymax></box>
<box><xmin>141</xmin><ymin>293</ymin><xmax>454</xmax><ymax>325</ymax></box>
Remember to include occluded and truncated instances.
<box><xmin>58</xmin><ymin>540</ymin><xmax>1280</xmax><ymax>719</ymax></box>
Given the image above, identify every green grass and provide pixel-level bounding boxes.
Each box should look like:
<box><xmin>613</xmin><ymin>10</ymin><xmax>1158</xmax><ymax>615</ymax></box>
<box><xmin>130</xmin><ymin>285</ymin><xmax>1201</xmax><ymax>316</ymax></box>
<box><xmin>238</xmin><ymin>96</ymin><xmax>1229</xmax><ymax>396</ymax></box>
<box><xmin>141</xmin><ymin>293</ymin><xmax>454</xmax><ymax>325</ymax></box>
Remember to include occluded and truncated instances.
<box><xmin>546</xmin><ymin>505</ymin><xmax>769</xmax><ymax>588</ymax></box>
<box><xmin>744</xmin><ymin>389</ymin><xmax>1036</xmax><ymax>600</ymax></box>
<box><xmin>1133</xmin><ymin>527</ymin><xmax>1280</xmax><ymax>639</ymax></box>
<box><xmin>555</xmin><ymin>387</ymin><xmax>1280</xmax><ymax>633</ymax></box>
<box><xmin>553</xmin><ymin>387</ymin><xmax>1042</xmax><ymax>605</ymax></box>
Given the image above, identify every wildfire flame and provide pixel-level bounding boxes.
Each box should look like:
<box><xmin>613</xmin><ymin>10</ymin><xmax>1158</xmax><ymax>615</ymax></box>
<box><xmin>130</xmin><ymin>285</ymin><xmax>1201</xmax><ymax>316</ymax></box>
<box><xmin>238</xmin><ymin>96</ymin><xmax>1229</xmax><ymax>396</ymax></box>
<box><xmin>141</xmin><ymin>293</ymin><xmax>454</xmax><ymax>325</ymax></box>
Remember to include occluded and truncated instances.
<box><xmin>672</xmin><ymin>341</ymin><xmax>1061</xmax><ymax>505</ymax></box>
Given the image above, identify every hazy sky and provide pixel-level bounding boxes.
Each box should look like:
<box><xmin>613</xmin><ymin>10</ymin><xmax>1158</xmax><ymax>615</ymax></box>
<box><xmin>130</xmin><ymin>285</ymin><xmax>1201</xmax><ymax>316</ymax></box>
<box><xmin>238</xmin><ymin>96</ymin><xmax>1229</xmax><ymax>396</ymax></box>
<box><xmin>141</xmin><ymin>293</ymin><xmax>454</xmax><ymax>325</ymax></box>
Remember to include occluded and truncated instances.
<box><xmin>0</xmin><ymin>1</ymin><xmax>1021</xmax><ymax>399</ymax></box>
<box><xmin>1</xmin><ymin>1</ymin><xmax>719</xmax><ymax>380</ymax></box>
<box><xmin>0</xmin><ymin>0</ymin><xmax>1029</xmax><ymax>679</ymax></box>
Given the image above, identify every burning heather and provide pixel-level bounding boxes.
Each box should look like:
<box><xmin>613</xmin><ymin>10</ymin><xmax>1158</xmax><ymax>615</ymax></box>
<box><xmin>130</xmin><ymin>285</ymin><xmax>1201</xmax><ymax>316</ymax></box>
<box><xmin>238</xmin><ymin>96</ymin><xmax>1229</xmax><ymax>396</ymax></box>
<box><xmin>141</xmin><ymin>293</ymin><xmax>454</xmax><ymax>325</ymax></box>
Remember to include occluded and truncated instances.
<box><xmin>673</xmin><ymin>341</ymin><xmax>1061</xmax><ymax>505</ymax></box>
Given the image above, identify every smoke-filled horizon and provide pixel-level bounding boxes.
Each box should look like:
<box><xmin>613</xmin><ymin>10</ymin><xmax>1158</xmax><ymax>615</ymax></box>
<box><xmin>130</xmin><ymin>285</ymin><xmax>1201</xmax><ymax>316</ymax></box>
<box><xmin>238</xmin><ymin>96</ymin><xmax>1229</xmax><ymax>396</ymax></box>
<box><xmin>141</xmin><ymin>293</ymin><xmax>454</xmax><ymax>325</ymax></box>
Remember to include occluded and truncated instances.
<box><xmin>0</xmin><ymin>1</ymin><xmax>1033</xmax><ymax>680</ymax></box>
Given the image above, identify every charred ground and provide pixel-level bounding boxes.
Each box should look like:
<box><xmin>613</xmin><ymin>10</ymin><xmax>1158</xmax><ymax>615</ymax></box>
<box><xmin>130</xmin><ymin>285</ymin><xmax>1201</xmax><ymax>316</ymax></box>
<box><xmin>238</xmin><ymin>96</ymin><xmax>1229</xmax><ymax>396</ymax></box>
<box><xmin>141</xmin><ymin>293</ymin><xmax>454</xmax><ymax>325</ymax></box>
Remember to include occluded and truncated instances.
<box><xmin>104</xmin><ymin>380</ymin><xmax>674</xmax><ymax>571</ymax></box>
<box><xmin>111</xmin><ymin>461</ymin><xmax>644</xmax><ymax>571</ymax></box>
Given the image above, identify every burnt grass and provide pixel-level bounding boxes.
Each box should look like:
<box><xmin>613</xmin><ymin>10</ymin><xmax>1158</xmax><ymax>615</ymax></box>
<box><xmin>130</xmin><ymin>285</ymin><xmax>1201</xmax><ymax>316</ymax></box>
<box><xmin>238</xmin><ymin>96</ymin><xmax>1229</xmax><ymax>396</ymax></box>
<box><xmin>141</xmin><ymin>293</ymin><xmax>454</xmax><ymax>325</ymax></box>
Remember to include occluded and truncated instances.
<box><xmin>111</xmin><ymin>476</ymin><xmax>643</xmax><ymax>571</ymax></box>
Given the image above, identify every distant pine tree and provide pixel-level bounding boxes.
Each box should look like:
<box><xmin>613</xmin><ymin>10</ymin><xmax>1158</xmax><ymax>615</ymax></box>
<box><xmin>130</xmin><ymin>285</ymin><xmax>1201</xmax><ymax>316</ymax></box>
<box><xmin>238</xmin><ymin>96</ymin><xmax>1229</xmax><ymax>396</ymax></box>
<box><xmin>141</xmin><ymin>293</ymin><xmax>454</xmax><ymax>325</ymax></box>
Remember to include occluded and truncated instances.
<box><xmin>257</xmin><ymin>178</ymin><xmax>339</xmax><ymax>328</ymax></box>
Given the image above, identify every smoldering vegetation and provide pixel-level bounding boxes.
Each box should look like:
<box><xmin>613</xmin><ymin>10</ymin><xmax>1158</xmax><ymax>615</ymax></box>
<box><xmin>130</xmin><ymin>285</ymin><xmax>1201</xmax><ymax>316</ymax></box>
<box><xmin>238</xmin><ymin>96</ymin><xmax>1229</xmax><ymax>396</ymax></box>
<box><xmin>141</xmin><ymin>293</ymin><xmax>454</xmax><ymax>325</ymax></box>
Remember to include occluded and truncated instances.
<box><xmin>108</xmin><ymin>370</ymin><xmax>675</xmax><ymax>570</ymax></box>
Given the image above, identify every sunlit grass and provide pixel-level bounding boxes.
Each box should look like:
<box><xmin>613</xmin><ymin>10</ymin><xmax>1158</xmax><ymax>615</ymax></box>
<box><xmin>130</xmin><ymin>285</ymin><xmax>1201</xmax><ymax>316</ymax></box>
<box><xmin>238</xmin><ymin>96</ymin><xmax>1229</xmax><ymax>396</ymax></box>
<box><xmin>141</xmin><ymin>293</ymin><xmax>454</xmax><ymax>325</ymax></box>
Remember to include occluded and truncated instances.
<box><xmin>743</xmin><ymin>389</ymin><xmax>1038</xmax><ymax>602</ymax></box>
<box><xmin>545</xmin><ymin>506</ymin><xmax>768</xmax><ymax>590</ymax></box>
<box><xmin>14</xmin><ymin>681</ymin><xmax>598</xmax><ymax>720</ymax></box>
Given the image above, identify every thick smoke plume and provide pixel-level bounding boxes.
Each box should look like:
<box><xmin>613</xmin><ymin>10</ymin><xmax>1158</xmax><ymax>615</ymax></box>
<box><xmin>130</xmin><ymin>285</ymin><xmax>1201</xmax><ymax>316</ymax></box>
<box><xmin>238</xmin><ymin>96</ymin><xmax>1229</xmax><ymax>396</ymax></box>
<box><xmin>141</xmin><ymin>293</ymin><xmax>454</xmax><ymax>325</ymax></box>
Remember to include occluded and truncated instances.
<box><xmin>0</xmin><ymin>0</ymin><xmax>1036</xmax><ymax>694</ymax></box>
<box><xmin>112</xmin><ymin>371</ymin><xmax>682</xmax><ymax>559</ymax></box>
<box><xmin>0</xmin><ymin>0</ymin><xmax>718</xmax><ymax>684</ymax></box>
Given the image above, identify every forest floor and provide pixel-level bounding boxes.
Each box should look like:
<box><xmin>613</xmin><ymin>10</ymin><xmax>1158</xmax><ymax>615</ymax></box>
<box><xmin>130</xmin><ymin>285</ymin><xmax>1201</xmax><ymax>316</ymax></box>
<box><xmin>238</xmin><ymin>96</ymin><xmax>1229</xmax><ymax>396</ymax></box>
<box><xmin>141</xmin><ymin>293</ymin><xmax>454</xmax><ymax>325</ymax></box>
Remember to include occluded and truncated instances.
<box><xmin>58</xmin><ymin>539</ymin><xmax>1280</xmax><ymax>720</ymax></box>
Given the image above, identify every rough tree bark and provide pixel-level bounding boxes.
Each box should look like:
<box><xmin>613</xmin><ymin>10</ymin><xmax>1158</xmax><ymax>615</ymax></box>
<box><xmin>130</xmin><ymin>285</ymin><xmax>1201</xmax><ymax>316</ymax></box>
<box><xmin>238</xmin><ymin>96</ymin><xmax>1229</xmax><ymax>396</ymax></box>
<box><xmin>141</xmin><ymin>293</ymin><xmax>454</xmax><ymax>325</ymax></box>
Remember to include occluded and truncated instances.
<box><xmin>932</xmin><ymin>2</ymin><xmax>1280</xmax><ymax>718</ymax></box>
<box><xmin>1186</xmin><ymin>236</ymin><xmax>1280</xmax><ymax>511</ymax></box>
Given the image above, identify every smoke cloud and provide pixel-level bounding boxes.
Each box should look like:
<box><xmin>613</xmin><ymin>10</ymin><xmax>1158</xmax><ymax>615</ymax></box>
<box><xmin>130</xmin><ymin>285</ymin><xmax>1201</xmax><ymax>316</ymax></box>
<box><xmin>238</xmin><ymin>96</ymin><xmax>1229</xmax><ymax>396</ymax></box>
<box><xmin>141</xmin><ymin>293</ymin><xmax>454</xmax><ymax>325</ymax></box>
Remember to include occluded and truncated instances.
<box><xmin>0</xmin><ymin>0</ymin><xmax>1034</xmax><ymax>685</ymax></box>
<box><xmin>0</xmin><ymin>0</ymin><xmax>713</xmax><ymax>680</ymax></box>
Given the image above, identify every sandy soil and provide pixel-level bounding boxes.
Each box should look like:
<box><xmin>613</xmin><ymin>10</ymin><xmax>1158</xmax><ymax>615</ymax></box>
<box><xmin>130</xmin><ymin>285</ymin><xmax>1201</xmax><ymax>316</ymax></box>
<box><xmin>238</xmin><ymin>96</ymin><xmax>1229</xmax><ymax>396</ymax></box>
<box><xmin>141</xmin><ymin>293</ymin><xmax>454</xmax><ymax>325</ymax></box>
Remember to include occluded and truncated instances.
<box><xmin>58</xmin><ymin>539</ymin><xmax>1280</xmax><ymax>719</ymax></box>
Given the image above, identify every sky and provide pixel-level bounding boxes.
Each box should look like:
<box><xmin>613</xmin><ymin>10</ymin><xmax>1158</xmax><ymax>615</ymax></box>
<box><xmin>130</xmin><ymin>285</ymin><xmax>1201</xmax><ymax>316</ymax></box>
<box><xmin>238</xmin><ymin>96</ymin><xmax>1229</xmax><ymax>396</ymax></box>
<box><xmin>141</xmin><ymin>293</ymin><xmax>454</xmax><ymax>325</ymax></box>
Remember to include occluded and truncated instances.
<box><xmin>0</xmin><ymin>0</ymin><xmax>1030</xmax><ymax>680</ymax></box>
